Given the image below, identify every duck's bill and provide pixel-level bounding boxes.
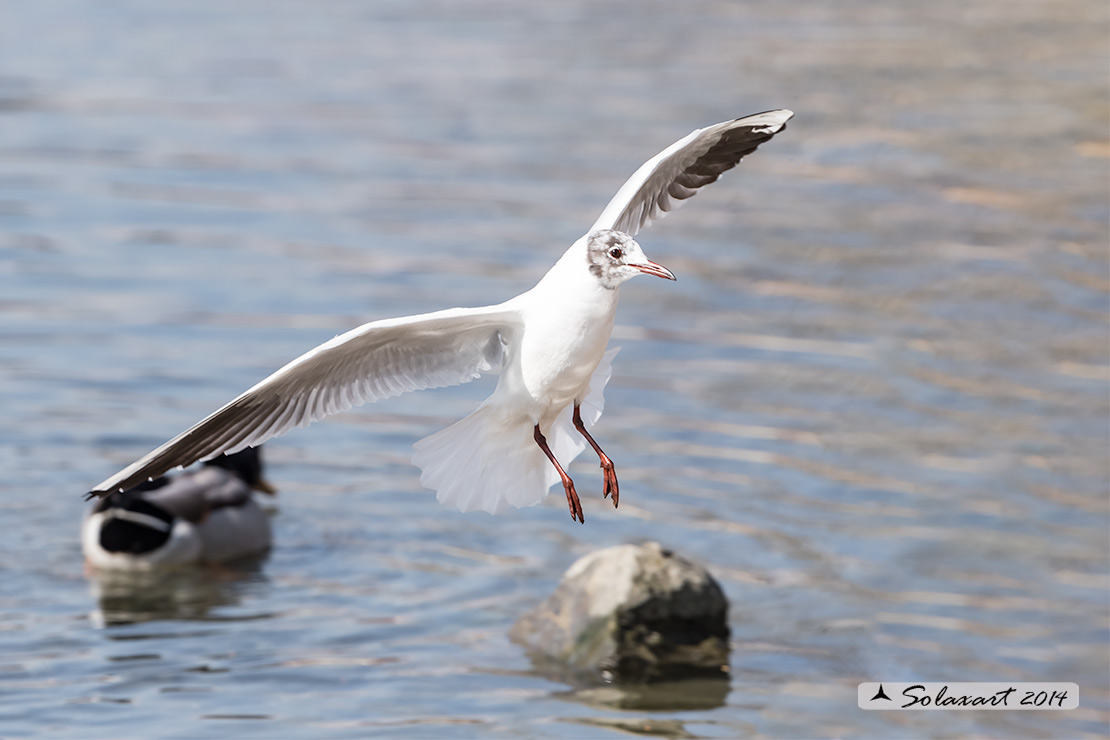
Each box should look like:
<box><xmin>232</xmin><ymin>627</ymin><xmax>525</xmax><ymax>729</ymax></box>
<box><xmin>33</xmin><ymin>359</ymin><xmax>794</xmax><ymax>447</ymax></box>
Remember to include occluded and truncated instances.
<box><xmin>632</xmin><ymin>260</ymin><xmax>676</xmax><ymax>280</ymax></box>
<box><xmin>254</xmin><ymin>478</ymin><xmax>279</xmax><ymax>495</ymax></box>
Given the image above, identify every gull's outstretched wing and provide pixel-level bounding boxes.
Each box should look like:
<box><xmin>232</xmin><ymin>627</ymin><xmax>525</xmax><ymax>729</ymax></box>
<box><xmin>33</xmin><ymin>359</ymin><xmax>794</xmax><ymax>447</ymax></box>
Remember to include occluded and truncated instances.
<box><xmin>590</xmin><ymin>109</ymin><xmax>793</xmax><ymax>237</ymax></box>
<box><xmin>89</xmin><ymin>303</ymin><xmax>523</xmax><ymax>497</ymax></box>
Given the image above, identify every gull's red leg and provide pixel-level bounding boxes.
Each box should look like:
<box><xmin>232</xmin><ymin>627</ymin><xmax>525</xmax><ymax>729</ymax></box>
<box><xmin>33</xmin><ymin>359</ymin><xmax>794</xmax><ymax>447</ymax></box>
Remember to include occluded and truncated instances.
<box><xmin>573</xmin><ymin>404</ymin><xmax>619</xmax><ymax>508</ymax></box>
<box><xmin>534</xmin><ymin>424</ymin><xmax>584</xmax><ymax>524</ymax></box>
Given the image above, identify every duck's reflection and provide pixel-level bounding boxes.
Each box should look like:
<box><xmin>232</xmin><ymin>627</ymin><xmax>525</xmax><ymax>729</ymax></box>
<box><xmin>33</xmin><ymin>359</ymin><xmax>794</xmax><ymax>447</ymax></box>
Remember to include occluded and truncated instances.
<box><xmin>86</xmin><ymin>555</ymin><xmax>270</xmax><ymax>627</ymax></box>
<box><xmin>556</xmin><ymin>677</ymin><xmax>730</xmax><ymax>712</ymax></box>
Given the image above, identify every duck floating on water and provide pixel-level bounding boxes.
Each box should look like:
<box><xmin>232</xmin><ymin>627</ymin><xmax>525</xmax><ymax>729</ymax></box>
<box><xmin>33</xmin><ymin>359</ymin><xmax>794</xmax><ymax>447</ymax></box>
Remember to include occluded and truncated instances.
<box><xmin>82</xmin><ymin>447</ymin><xmax>276</xmax><ymax>570</ymax></box>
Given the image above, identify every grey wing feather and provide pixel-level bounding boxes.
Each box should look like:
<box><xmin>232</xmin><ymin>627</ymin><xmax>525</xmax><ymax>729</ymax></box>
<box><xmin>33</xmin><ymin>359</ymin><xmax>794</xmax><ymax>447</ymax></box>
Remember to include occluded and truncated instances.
<box><xmin>89</xmin><ymin>303</ymin><xmax>522</xmax><ymax>497</ymax></box>
<box><xmin>142</xmin><ymin>468</ymin><xmax>246</xmax><ymax>523</ymax></box>
<box><xmin>590</xmin><ymin>109</ymin><xmax>793</xmax><ymax>237</ymax></box>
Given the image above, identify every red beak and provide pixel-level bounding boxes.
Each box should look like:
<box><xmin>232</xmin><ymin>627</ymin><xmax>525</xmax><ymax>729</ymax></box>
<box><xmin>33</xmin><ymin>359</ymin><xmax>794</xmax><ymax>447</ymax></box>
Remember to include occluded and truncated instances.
<box><xmin>632</xmin><ymin>260</ymin><xmax>677</xmax><ymax>281</ymax></box>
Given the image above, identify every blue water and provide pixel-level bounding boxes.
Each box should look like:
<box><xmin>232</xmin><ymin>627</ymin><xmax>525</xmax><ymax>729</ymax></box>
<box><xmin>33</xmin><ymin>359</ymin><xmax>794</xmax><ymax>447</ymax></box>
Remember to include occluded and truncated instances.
<box><xmin>1</xmin><ymin>1</ymin><xmax>1107</xmax><ymax>737</ymax></box>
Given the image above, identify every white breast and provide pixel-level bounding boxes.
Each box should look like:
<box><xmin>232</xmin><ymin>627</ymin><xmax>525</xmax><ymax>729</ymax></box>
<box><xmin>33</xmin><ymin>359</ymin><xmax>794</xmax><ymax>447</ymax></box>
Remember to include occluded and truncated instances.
<box><xmin>511</xmin><ymin>278</ymin><xmax>618</xmax><ymax>427</ymax></box>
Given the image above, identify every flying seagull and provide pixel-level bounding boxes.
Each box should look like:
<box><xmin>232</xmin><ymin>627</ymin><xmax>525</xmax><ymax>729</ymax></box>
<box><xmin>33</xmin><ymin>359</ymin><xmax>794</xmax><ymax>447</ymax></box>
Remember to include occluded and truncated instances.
<box><xmin>88</xmin><ymin>109</ymin><xmax>794</xmax><ymax>523</ymax></box>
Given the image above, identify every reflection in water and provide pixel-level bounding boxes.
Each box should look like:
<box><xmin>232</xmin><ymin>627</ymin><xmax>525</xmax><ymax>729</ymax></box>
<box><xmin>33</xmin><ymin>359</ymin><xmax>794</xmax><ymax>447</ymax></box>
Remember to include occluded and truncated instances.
<box><xmin>555</xmin><ymin>678</ymin><xmax>730</xmax><ymax>712</ymax></box>
<box><xmin>86</xmin><ymin>556</ymin><xmax>270</xmax><ymax>627</ymax></box>
<box><xmin>564</xmin><ymin>717</ymin><xmax>700</xmax><ymax>739</ymax></box>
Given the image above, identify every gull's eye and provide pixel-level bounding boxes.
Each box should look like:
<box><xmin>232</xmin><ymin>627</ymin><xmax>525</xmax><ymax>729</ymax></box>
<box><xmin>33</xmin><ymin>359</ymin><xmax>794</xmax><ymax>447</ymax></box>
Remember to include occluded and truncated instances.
<box><xmin>608</xmin><ymin>247</ymin><xmax>623</xmax><ymax>260</ymax></box>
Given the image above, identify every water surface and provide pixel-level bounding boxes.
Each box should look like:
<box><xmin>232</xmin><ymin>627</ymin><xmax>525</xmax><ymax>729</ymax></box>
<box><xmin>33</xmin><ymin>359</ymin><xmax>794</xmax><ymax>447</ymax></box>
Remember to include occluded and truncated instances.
<box><xmin>1</xmin><ymin>1</ymin><xmax>1107</xmax><ymax>737</ymax></box>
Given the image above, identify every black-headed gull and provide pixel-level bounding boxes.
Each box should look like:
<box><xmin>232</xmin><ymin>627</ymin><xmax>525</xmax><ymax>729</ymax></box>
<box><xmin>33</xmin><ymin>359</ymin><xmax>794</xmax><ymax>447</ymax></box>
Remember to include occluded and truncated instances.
<box><xmin>88</xmin><ymin>110</ymin><xmax>793</xmax><ymax>523</ymax></box>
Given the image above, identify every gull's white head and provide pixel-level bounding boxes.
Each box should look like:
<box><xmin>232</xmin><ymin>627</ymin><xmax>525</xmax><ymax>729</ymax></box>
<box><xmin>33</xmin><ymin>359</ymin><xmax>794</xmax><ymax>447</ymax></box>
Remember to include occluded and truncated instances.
<box><xmin>585</xmin><ymin>229</ymin><xmax>676</xmax><ymax>290</ymax></box>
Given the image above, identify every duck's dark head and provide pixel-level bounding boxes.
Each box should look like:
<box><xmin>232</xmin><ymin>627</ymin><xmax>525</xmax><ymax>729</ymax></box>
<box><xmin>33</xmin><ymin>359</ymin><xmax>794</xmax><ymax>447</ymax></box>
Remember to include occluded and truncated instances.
<box><xmin>205</xmin><ymin>446</ymin><xmax>277</xmax><ymax>494</ymax></box>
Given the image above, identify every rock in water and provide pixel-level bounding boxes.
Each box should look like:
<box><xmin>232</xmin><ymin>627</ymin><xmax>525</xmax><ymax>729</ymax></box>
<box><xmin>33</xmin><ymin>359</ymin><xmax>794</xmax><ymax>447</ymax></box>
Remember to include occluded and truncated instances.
<box><xmin>511</xmin><ymin>542</ymin><xmax>730</xmax><ymax>682</ymax></box>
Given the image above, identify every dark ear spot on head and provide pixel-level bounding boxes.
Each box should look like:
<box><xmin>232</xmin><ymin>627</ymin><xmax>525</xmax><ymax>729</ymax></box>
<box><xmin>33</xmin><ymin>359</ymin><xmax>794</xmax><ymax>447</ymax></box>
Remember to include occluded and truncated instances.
<box><xmin>585</xmin><ymin>229</ymin><xmax>628</xmax><ymax>289</ymax></box>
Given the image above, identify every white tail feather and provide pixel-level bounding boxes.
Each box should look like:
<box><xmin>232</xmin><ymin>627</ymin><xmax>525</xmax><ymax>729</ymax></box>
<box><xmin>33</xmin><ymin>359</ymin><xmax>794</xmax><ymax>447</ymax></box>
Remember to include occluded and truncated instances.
<box><xmin>413</xmin><ymin>348</ymin><xmax>619</xmax><ymax>514</ymax></box>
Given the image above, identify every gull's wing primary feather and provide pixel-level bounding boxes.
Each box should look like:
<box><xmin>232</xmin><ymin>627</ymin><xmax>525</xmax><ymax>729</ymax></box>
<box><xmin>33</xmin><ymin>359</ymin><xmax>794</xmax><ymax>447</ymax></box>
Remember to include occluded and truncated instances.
<box><xmin>590</xmin><ymin>109</ymin><xmax>794</xmax><ymax>237</ymax></box>
<box><xmin>89</xmin><ymin>303</ymin><xmax>523</xmax><ymax>497</ymax></box>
